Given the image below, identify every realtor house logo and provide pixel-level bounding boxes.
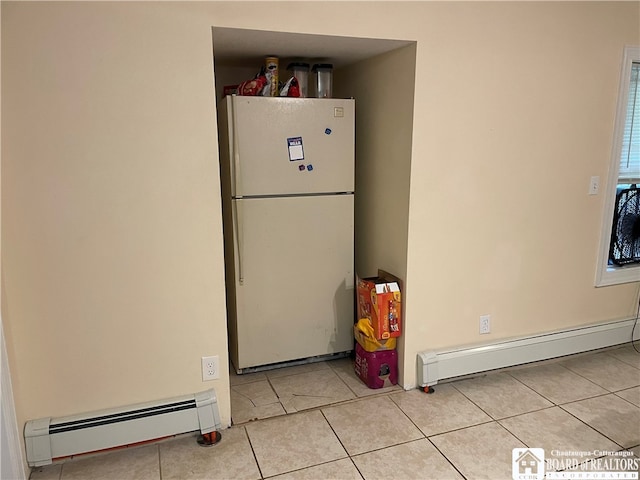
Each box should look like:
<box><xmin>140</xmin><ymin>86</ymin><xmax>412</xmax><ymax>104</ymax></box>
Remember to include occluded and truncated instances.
<box><xmin>513</xmin><ymin>448</ymin><xmax>545</xmax><ymax>480</ymax></box>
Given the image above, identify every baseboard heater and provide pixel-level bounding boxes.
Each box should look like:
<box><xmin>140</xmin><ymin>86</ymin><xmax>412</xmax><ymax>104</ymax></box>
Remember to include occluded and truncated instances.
<box><xmin>418</xmin><ymin>318</ymin><xmax>638</xmax><ymax>388</ymax></box>
<box><xmin>24</xmin><ymin>389</ymin><xmax>222</xmax><ymax>467</ymax></box>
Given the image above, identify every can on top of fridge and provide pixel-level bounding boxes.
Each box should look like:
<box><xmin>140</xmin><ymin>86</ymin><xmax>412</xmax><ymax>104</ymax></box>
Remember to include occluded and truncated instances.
<box><xmin>265</xmin><ymin>56</ymin><xmax>279</xmax><ymax>97</ymax></box>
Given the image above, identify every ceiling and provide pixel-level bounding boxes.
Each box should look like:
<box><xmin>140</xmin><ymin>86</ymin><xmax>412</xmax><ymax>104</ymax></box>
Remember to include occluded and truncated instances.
<box><xmin>212</xmin><ymin>27</ymin><xmax>413</xmax><ymax>68</ymax></box>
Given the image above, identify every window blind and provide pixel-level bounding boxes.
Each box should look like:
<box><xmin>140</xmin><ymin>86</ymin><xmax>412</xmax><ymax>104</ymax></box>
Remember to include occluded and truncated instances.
<box><xmin>619</xmin><ymin>62</ymin><xmax>640</xmax><ymax>183</ymax></box>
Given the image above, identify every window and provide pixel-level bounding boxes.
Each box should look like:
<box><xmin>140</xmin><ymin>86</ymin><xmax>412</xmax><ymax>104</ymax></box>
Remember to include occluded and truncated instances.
<box><xmin>596</xmin><ymin>46</ymin><xmax>640</xmax><ymax>286</ymax></box>
<box><xmin>619</xmin><ymin>62</ymin><xmax>640</xmax><ymax>184</ymax></box>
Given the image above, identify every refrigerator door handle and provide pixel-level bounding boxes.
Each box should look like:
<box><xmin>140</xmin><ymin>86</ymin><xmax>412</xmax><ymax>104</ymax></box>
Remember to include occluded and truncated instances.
<box><xmin>230</xmin><ymin>97</ymin><xmax>244</xmax><ymax>284</ymax></box>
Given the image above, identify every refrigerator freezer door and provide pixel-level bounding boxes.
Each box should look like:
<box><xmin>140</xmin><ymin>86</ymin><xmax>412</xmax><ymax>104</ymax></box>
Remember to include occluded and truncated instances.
<box><xmin>230</xmin><ymin>194</ymin><xmax>354</xmax><ymax>370</ymax></box>
<box><xmin>224</xmin><ymin>96</ymin><xmax>354</xmax><ymax>197</ymax></box>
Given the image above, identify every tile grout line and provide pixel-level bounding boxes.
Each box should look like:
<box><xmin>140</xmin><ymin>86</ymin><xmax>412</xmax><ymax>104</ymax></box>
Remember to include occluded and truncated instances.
<box><xmin>389</xmin><ymin>382</ymin><xmax>512</xmax><ymax>436</ymax></box>
<box><xmin>318</xmin><ymin>408</ymin><xmax>352</xmax><ymax>461</ymax></box>
<box><xmin>351</xmin><ymin>435</ymin><xmax>470</xmax><ymax>480</ymax></box>
<box><xmin>269</xmin><ymin>364</ymin><xmax>357</xmax><ymax>416</ymax></box>
<box><xmin>560</xmin><ymin>363</ymin><xmax>619</xmax><ymax>392</ymax></box>
<box><xmin>349</xmin><ymin>393</ymin><xmax>471</xmax><ymax>479</ymax></box>
<box><xmin>318</xmin><ymin>394</ymin><xmax>467</xmax><ymax>480</ymax></box>
<box><xmin>266</xmin><ymin>372</ymin><xmax>288</xmax><ymax>416</ymax></box>
<box><xmin>386</xmin><ymin>389</ymin><xmax>426</xmax><ymax>439</ymax></box>
<box><xmin>603</xmin><ymin>349</ymin><xmax>640</xmax><ymax>371</ymax></box>
<box><xmin>612</xmin><ymin>389</ymin><xmax>640</xmax><ymax>408</ymax></box>
<box><xmin>231</xmin><ymin>385</ymin><xmax>262</xmax><ymax>408</ymax></box>
<box><xmin>424</xmin><ymin>437</ymin><xmax>469</xmax><ymax>480</ymax></box>
<box><xmin>261</xmin><ymin>458</ymin><xmax>361</xmax><ymax>480</ymax></box>
<box><xmin>241</xmin><ymin>425</ymin><xmax>266</xmax><ymax>480</ymax></box>
<box><xmin>249</xmin><ymin>408</ymin><xmax>357</xmax><ymax>480</ymax></box>
<box><xmin>347</xmin><ymin>457</ymin><xmax>366</xmax><ymax>480</ymax></box>
<box><xmin>504</xmin><ymin>366</ymin><xmax>570</xmax><ymax>405</ymax></box>
<box><xmin>509</xmin><ymin>362</ymin><xmax>617</xmax><ymax>402</ymax></box>
<box><xmin>562</xmin><ymin>353</ymin><xmax>640</xmax><ymax>392</ymax></box>
<box><xmin>556</xmin><ymin>402</ymin><xmax>626</xmax><ymax>452</ymax></box>
<box><xmin>448</xmin><ymin>377</ymin><xmax>504</xmax><ymax>422</ymax></box>
<box><xmin>156</xmin><ymin>444</ymin><xmax>162</xmax><ymax>480</ymax></box>
<box><xmin>326</xmin><ymin>360</ymin><xmax>361</xmax><ymax>398</ymax></box>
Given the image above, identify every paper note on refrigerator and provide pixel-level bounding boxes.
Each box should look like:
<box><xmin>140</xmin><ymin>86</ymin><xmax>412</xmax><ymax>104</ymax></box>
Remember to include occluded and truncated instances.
<box><xmin>287</xmin><ymin>137</ymin><xmax>304</xmax><ymax>161</ymax></box>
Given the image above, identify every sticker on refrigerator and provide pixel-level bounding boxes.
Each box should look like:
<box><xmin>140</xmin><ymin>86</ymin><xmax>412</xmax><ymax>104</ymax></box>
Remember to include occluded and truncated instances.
<box><xmin>287</xmin><ymin>137</ymin><xmax>304</xmax><ymax>161</ymax></box>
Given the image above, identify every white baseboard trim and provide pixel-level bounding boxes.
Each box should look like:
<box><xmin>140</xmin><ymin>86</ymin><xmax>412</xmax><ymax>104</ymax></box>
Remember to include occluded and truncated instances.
<box><xmin>417</xmin><ymin>317</ymin><xmax>639</xmax><ymax>387</ymax></box>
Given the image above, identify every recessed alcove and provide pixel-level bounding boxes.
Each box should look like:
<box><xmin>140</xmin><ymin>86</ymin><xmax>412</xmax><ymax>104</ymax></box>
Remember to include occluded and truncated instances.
<box><xmin>212</xmin><ymin>27</ymin><xmax>416</xmax><ymax>384</ymax></box>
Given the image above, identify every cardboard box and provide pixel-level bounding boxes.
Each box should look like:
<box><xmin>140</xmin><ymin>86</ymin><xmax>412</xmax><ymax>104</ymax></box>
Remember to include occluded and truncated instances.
<box><xmin>354</xmin><ymin>343</ymin><xmax>398</xmax><ymax>389</ymax></box>
<box><xmin>356</xmin><ymin>270</ymin><xmax>402</xmax><ymax>340</ymax></box>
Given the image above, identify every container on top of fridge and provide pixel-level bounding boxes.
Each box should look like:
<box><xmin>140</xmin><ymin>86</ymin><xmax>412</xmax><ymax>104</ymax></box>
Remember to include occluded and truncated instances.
<box><xmin>312</xmin><ymin>63</ymin><xmax>333</xmax><ymax>98</ymax></box>
<box><xmin>287</xmin><ymin>62</ymin><xmax>310</xmax><ymax>98</ymax></box>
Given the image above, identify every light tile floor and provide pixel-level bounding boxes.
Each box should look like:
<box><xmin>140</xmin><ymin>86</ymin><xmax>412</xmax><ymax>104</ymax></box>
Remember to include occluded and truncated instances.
<box><xmin>30</xmin><ymin>344</ymin><xmax>640</xmax><ymax>480</ymax></box>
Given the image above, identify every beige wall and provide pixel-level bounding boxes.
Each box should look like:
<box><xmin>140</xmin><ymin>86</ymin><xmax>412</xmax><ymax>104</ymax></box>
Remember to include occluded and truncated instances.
<box><xmin>1</xmin><ymin>2</ymin><xmax>234</xmax><ymax>433</ymax></box>
<box><xmin>2</xmin><ymin>1</ymin><xmax>639</xmax><ymax>456</ymax></box>
<box><xmin>0</xmin><ymin>3</ymin><xmax>29</xmax><ymax>476</ymax></box>
<box><xmin>402</xmin><ymin>2</ymin><xmax>640</xmax><ymax>378</ymax></box>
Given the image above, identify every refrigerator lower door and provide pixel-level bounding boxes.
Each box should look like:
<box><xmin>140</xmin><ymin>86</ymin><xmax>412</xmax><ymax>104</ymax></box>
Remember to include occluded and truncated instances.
<box><xmin>231</xmin><ymin>194</ymin><xmax>354</xmax><ymax>370</ymax></box>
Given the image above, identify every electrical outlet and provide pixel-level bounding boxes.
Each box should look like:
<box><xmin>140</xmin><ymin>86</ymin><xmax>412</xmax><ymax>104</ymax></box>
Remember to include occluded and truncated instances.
<box><xmin>201</xmin><ymin>355</ymin><xmax>220</xmax><ymax>381</ymax></box>
<box><xmin>589</xmin><ymin>176</ymin><xmax>600</xmax><ymax>195</ymax></box>
<box><xmin>479</xmin><ymin>315</ymin><xmax>491</xmax><ymax>334</ymax></box>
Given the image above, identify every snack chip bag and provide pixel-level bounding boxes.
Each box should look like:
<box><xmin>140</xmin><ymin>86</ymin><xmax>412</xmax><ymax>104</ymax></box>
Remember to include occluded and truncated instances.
<box><xmin>237</xmin><ymin>68</ymin><xmax>268</xmax><ymax>96</ymax></box>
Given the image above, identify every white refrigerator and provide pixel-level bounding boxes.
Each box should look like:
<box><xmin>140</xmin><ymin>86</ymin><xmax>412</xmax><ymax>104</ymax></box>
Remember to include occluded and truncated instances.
<box><xmin>218</xmin><ymin>95</ymin><xmax>355</xmax><ymax>373</ymax></box>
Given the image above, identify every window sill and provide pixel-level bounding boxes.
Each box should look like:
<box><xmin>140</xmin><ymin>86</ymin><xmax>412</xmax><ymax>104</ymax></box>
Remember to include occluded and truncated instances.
<box><xmin>595</xmin><ymin>263</ymin><xmax>640</xmax><ymax>287</ymax></box>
